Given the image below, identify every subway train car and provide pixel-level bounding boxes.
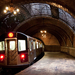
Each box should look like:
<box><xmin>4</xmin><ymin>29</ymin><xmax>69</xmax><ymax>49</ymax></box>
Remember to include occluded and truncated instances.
<box><xmin>0</xmin><ymin>32</ymin><xmax>44</xmax><ymax>68</ymax></box>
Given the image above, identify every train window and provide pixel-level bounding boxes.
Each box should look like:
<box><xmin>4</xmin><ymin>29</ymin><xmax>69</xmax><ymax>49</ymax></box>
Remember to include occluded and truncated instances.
<box><xmin>33</xmin><ymin>41</ymin><xmax>35</xmax><ymax>49</ymax></box>
<box><xmin>36</xmin><ymin>42</ymin><xmax>38</xmax><ymax>49</ymax></box>
<box><xmin>29</xmin><ymin>41</ymin><xmax>31</xmax><ymax>51</ymax></box>
<box><xmin>39</xmin><ymin>42</ymin><xmax>40</xmax><ymax>48</ymax></box>
<box><xmin>18</xmin><ymin>40</ymin><xmax>26</xmax><ymax>51</ymax></box>
<box><xmin>40</xmin><ymin>43</ymin><xmax>43</xmax><ymax>47</ymax></box>
<box><xmin>0</xmin><ymin>41</ymin><xmax>5</xmax><ymax>51</ymax></box>
<box><xmin>29</xmin><ymin>40</ymin><xmax>33</xmax><ymax>51</ymax></box>
<box><xmin>9</xmin><ymin>41</ymin><xmax>15</xmax><ymax>50</ymax></box>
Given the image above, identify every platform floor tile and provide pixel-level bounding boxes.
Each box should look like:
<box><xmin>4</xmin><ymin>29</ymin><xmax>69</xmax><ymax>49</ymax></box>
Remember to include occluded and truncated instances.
<box><xmin>15</xmin><ymin>52</ymin><xmax>75</xmax><ymax>75</ymax></box>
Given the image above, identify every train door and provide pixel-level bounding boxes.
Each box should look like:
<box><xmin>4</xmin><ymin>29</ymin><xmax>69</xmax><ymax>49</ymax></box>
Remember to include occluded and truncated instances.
<box><xmin>31</xmin><ymin>41</ymin><xmax>34</xmax><ymax>61</ymax></box>
<box><xmin>29</xmin><ymin>40</ymin><xmax>34</xmax><ymax>62</ymax></box>
<box><xmin>5</xmin><ymin>38</ymin><xmax>17</xmax><ymax>65</ymax></box>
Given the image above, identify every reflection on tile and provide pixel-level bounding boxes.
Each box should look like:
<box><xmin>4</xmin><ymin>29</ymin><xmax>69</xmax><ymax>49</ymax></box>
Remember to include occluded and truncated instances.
<box><xmin>16</xmin><ymin>52</ymin><xmax>75</xmax><ymax>75</ymax></box>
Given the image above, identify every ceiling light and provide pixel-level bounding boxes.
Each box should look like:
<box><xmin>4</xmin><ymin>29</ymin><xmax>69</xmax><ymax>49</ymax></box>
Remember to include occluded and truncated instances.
<box><xmin>4</xmin><ymin>10</ymin><xmax>7</xmax><ymax>13</ymax></box>
<box><xmin>16</xmin><ymin>9</ymin><xmax>20</xmax><ymax>12</ymax></box>
<box><xmin>40</xmin><ymin>30</ymin><xmax>47</xmax><ymax>33</ymax></box>
<box><xmin>40</xmin><ymin>31</ymin><xmax>43</xmax><ymax>33</ymax></box>
<box><xmin>44</xmin><ymin>31</ymin><xmax>47</xmax><ymax>33</ymax></box>
<box><xmin>3</xmin><ymin>0</ymin><xmax>20</xmax><ymax>15</ymax></box>
<box><xmin>13</xmin><ymin>11</ymin><xmax>17</xmax><ymax>15</ymax></box>
<box><xmin>6</xmin><ymin>7</ymin><xmax>9</xmax><ymax>10</ymax></box>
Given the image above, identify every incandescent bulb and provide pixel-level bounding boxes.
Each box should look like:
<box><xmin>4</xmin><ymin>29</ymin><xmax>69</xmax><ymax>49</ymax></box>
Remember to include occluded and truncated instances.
<box><xmin>16</xmin><ymin>9</ymin><xmax>19</xmax><ymax>12</ymax></box>
<box><xmin>6</xmin><ymin>7</ymin><xmax>9</xmax><ymax>10</ymax></box>
<box><xmin>4</xmin><ymin>10</ymin><xmax>7</xmax><ymax>13</ymax></box>
<box><xmin>44</xmin><ymin>31</ymin><xmax>47</xmax><ymax>33</ymax></box>
<box><xmin>13</xmin><ymin>11</ymin><xmax>17</xmax><ymax>15</ymax></box>
<box><xmin>40</xmin><ymin>31</ymin><xmax>43</xmax><ymax>33</ymax></box>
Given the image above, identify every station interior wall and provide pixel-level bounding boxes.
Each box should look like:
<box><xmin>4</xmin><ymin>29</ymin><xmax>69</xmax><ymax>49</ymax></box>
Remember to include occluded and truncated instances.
<box><xmin>33</xmin><ymin>32</ymin><xmax>75</xmax><ymax>57</ymax></box>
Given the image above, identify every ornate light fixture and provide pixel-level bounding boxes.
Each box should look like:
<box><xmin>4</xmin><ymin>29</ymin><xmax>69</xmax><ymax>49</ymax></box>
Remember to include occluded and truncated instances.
<box><xmin>40</xmin><ymin>30</ymin><xmax>47</xmax><ymax>33</ymax></box>
<box><xmin>40</xmin><ymin>30</ymin><xmax>47</xmax><ymax>38</ymax></box>
<box><xmin>3</xmin><ymin>0</ymin><xmax>20</xmax><ymax>15</ymax></box>
<box><xmin>40</xmin><ymin>18</ymin><xmax>47</xmax><ymax>38</ymax></box>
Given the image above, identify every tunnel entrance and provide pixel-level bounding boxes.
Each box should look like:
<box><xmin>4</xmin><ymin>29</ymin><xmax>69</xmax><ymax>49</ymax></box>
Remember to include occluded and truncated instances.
<box><xmin>33</xmin><ymin>32</ymin><xmax>60</xmax><ymax>52</ymax></box>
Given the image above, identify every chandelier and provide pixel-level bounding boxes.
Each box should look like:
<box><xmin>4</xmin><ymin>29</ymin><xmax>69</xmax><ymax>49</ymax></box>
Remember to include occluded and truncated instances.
<box><xmin>40</xmin><ymin>30</ymin><xmax>47</xmax><ymax>38</ymax></box>
<box><xmin>3</xmin><ymin>0</ymin><xmax>20</xmax><ymax>15</ymax></box>
<box><xmin>40</xmin><ymin>30</ymin><xmax>47</xmax><ymax>34</ymax></box>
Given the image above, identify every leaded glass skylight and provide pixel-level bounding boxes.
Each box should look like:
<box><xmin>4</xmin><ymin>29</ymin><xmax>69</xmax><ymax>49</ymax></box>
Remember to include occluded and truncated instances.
<box><xmin>59</xmin><ymin>8</ymin><xmax>75</xmax><ymax>30</ymax></box>
<box><xmin>24</xmin><ymin>3</ymin><xmax>51</xmax><ymax>16</ymax></box>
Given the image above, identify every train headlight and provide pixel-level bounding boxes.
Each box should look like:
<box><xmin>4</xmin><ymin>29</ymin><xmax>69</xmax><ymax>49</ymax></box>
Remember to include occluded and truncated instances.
<box><xmin>8</xmin><ymin>32</ymin><xmax>14</xmax><ymax>38</ymax></box>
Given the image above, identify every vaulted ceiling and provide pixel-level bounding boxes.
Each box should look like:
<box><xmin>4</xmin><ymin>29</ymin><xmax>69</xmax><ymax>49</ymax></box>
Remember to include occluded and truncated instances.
<box><xmin>0</xmin><ymin>0</ymin><xmax>75</xmax><ymax>46</ymax></box>
<box><xmin>0</xmin><ymin>0</ymin><xmax>75</xmax><ymax>16</ymax></box>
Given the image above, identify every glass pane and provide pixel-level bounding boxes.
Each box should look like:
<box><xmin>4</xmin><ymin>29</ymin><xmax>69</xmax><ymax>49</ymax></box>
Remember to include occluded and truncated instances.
<box><xmin>25</xmin><ymin>3</ymin><xmax>51</xmax><ymax>16</ymax></box>
<box><xmin>18</xmin><ymin>40</ymin><xmax>26</xmax><ymax>51</ymax></box>
<box><xmin>9</xmin><ymin>41</ymin><xmax>15</xmax><ymax>50</ymax></box>
<box><xmin>33</xmin><ymin>41</ymin><xmax>35</xmax><ymax>49</ymax></box>
<box><xmin>29</xmin><ymin>40</ymin><xmax>33</xmax><ymax>51</ymax></box>
<box><xmin>29</xmin><ymin>41</ymin><xmax>31</xmax><ymax>51</ymax></box>
<box><xmin>59</xmin><ymin>8</ymin><xmax>75</xmax><ymax>28</ymax></box>
<box><xmin>36</xmin><ymin>42</ymin><xmax>38</xmax><ymax>49</ymax></box>
<box><xmin>59</xmin><ymin>9</ymin><xmax>67</xmax><ymax>21</ymax></box>
<box><xmin>39</xmin><ymin>42</ymin><xmax>40</xmax><ymax>48</ymax></box>
<box><xmin>40</xmin><ymin>43</ymin><xmax>43</xmax><ymax>47</ymax></box>
<box><xmin>0</xmin><ymin>41</ymin><xmax>5</xmax><ymax>51</ymax></box>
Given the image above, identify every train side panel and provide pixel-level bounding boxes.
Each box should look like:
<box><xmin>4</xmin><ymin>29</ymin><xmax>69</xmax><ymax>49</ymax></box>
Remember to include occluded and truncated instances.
<box><xmin>16</xmin><ymin>33</ymin><xmax>30</xmax><ymax>65</ymax></box>
<box><xmin>28</xmin><ymin>37</ymin><xmax>44</xmax><ymax>63</ymax></box>
<box><xmin>0</xmin><ymin>32</ymin><xmax>44</xmax><ymax>68</ymax></box>
<box><xmin>28</xmin><ymin>37</ymin><xmax>36</xmax><ymax>63</ymax></box>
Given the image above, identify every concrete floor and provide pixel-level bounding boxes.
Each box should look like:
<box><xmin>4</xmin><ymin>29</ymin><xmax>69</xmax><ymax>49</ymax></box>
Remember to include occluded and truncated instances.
<box><xmin>15</xmin><ymin>52</ymin><xmax>75</xmax><ymax>75</ymax></box>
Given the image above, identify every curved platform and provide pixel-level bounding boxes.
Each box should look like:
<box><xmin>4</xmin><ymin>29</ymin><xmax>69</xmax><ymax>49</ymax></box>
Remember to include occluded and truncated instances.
<box><xmin>15</xmin><ymin>52</ymin><xmax>75</xmax><ymax>75</ymax></box>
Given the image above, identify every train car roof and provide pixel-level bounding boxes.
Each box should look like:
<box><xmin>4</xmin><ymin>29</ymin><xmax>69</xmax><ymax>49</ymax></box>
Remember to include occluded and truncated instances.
<box><xmin>0</xmin><ymin>32</ymin><xmax>42</xmax><ymax>42</ymax></box>
<box><xmin>17</xmin><ymin>32</ymin><xmax>41</xmax><ymax>42</ymax></box>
